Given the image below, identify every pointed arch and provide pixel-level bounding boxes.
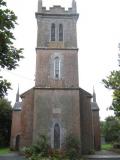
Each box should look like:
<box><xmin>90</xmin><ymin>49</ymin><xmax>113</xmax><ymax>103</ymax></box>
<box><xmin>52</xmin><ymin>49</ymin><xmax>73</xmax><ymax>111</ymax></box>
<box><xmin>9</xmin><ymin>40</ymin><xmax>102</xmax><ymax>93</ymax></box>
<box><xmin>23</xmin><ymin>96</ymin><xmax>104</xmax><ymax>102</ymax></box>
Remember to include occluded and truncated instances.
<box><xmin>51</xmin><ymin>23</ymin><xmax>55</xmax><ymax>41</ymax></box>
<box><xmin>54</xmin><ymin>56</ymin><xmax>60</xmax><ymax>79</ymax></box>
<box><xmin>15</xmin><ymin>135</ymin><xmax>20</xmax><ymax>150</ymax></box>
<box><xmin>50</xmin><ymin>53</ymin><xmax>64</xmax><ymax>80</ymax></box>
<box><xmin>49</xmin><ymin>119</ymin><xmax>65</xmax><ymax>149</ymax></box>
<box><xmin>59</xmin><ymin>24</ymin><xmax>63</xmax><ymax>41</ymax></box>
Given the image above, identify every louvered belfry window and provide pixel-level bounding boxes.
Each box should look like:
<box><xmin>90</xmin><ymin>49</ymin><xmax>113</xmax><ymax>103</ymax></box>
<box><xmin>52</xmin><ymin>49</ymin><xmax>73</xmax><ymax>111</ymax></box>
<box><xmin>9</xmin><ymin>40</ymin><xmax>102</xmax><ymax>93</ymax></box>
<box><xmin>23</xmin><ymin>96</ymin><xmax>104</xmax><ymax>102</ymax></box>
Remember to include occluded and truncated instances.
<box><xmin>59</xmin><ymin>24</ymin><xmax>63</xmax><ymax>41</ymax></box>
<box><xmin>51</xmin><ymin>23</ymin><xmax>55</xmax><ymax>41</ymax></box>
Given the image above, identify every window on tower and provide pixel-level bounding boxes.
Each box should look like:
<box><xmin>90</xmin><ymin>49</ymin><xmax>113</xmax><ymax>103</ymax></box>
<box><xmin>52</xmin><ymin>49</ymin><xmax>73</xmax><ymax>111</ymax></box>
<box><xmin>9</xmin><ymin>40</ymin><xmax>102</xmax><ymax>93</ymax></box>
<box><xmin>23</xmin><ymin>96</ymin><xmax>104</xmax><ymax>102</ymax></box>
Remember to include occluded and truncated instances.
<box><xmin>54</xmin><ymin>57</ymin><xmax>60</xmax><ymax>79</ymax></box>
<box><xmin>54</xmin><ymin>123</ymin><xmax>60</xmax><ymax>149</ymax></box>
<box><xmin>59</xmin><ymin>24</ymin><xmax>63</xmax><ymax>41</ymax></box>
<box><xmin>51</xmin><ymin>23</ymin><xmax>55</xmax><ymax>41</ymax></box>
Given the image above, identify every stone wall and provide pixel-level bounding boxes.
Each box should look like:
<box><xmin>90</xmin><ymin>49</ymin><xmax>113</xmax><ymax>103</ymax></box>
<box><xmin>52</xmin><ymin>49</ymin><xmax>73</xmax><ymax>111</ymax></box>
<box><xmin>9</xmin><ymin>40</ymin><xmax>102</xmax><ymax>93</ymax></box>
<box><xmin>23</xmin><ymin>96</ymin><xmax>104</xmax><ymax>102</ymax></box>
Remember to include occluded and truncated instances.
<box><xmin>36</xmin><ymin>10</ymin><xmax>78</xmax><ymax>48</ymax></box>
<box><xmin>33</xmin><ymin>88</ymin><xmax>81</xmax><ymax>149</ymax></box>
<box><xmin>41</xmin><ymin>6</ymin><xmax>73</xmax><ymax>14</ymax></box>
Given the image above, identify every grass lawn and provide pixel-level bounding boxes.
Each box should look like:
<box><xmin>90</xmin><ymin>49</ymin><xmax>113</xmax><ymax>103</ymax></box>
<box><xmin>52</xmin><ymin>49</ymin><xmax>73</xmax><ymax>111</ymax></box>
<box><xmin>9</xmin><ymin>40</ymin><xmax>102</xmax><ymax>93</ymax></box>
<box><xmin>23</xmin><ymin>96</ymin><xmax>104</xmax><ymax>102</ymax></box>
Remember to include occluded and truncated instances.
<box><xmin>101</xmin><ymin>143</ymin><xmax>113</xmax><ymax>150</ymax></box>
<box><xmin>0</xmin><ymin>148</ymin><xmax>11</xmax><ymax>155</ymax></box>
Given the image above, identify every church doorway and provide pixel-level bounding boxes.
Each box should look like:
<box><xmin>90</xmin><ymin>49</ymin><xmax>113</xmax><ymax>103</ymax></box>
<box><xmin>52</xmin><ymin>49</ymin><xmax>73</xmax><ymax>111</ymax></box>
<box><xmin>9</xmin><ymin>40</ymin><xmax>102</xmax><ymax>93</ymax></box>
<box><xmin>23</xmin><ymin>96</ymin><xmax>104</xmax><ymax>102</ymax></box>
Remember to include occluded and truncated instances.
<box><xmin>15</xmin><ymin>135</ymin><xmax>20</xmax><ymax>150</ymax></box>
<box><xmin>54</xmin><ymin>123</ymin><xmax>60</xmax><ymax>149</ymax></box>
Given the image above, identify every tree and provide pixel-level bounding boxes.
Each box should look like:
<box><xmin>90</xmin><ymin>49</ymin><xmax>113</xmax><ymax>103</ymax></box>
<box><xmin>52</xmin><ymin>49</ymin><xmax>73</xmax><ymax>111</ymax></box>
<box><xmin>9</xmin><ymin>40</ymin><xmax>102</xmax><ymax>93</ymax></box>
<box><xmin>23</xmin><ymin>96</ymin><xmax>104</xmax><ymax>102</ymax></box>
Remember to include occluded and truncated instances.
<box><xmin>0</xmin><ymin>0</ymin><xmax>23</xmax><ymax>97</ymax></box>
<box><xmin>0</xmin><ymin>98</ymin><xmax>12</xmax><ymax>147</ymax></box>
<box><xmin>101</xmin><ymin>116</ymin><xmax>120</xmax><ymax>143</ymax></box>
<box><xmin>102</xmin><ymin>70</ymin><xmax>120</xmax><ymax>118</ymax></box>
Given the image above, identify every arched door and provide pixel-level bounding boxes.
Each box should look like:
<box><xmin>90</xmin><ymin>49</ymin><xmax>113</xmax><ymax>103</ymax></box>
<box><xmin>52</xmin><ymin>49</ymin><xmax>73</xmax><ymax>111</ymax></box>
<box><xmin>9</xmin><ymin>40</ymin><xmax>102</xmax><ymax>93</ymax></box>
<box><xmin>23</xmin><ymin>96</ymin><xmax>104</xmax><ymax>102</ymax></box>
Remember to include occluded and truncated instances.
<box><xmin>15</xmin><ymin>135</ymin><xmax>20</xmax><ymax>150</ymax></box>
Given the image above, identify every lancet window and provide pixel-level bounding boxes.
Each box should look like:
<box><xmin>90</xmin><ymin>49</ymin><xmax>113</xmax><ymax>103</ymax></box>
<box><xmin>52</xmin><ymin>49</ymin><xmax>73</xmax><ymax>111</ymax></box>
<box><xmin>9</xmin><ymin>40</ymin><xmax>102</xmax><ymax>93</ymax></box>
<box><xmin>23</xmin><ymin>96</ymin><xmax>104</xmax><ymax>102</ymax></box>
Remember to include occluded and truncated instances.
<box><xmin>59</xmin><ymin>24</ymin><xmax>63</xmax><ymax>41</ymax></box>
<box><xmin>54</xmin><ymin>57</ymin><xmax>60</xmax><ymax>79</ymax></box>
<box><xmin>51</xmin><ymin>23</ymin><xmax>55</xmax><ymax>41</ymax></box>
<box><xmin>54</xmin><ymin>123</ymin><xmax>60</xmax><ymax>149</ymax></box>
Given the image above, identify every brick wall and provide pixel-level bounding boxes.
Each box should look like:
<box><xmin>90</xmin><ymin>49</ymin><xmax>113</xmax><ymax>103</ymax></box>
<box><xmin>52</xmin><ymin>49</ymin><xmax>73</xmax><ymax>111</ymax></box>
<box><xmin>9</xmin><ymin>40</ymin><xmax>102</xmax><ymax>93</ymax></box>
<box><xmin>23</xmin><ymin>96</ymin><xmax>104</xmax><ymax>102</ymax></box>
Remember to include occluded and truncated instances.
<box><xmin>20</xmin><ymin>88</ymin><xmax>34</xmax><ymax>147</ymax></box>
<box><xmin>80</xmin><ymin>88</ymin><xmax>94</xmax><ymax>154</ymax></box>
<box><xmin>10</xmin><ymin>110</ymin><xmax>21</xmax><ymax>149</ymax></box>
<box><xmin>35</xmin><ymin>49</ymin><xmax>79</xmax><ymax>88</ymax></box>
<box><xmin>92</xmin><ymin>110</ymin><xmax>101</xmax><ymax>150</ymax></box>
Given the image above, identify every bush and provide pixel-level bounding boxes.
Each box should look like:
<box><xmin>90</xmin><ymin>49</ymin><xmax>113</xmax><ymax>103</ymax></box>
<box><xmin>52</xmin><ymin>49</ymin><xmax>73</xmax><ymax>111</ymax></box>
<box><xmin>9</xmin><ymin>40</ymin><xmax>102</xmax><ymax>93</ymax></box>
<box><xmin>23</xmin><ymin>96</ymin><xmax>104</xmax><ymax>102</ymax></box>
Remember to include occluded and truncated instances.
<box><xmin>28</xmin><ymin>154</ymin><xmax>48</xmax><ymax>160</ymax></box>
<box><xmin>102</xmin><ymin>116</ymin><xmax>120</xmax><ymax>143</ymax></box>
<box><xmin>49</xmin><ymin>150</ymin><xmax>66</xmax><ymax>160</ymax></box>
<box><xmin>22</xmin><ymin>135</ymin><xmax>49</xmax><ymax>158</ymax></box>
<box><xmin>65</xmin><ymin>135</ymin><xmax>81</xmax><ymax>160</ymax></box>
<box><xmin>22</xmin><ymin>146</ymin><xmax>34</xmax><ymax>158</ymax></box>
<box><xmin>22</xmin><ymin>134</ymin><xmax>82</xmax><ymax>160</ymax></box>
<box><xmin>32</xmin><ymin>135</ymin><xmax>49</xmax><ymax>157</ymax></box>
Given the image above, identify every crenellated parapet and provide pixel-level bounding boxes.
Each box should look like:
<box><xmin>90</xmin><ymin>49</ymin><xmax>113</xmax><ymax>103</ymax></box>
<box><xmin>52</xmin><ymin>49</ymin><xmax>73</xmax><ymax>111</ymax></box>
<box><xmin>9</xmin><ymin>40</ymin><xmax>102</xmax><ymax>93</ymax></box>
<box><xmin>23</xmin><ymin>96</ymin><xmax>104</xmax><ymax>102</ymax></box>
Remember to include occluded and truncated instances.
<box><xmin>40</xmin><ymin>6</ymin><xmax>75</xmax><ymax>14</ymax></box>
<box><xmin>38</xmin><ymin>0</ymin><xmax>77</xmax><ymax>14</ymax></box>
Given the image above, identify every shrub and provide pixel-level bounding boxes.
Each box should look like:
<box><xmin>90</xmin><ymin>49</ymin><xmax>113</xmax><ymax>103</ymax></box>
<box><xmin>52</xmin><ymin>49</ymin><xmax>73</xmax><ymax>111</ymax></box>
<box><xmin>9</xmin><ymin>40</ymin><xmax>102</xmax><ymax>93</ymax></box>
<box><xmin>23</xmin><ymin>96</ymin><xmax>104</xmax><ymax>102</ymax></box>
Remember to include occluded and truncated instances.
<box><xmin>22</xmin><ymin>135</ymin><xmax>49</xmax><ymax>158</ymax></box>
<box><xmin>28</xmin><ymin>154</ymin><xmax>46</xmax><ymax>160</ymax></box>
<box><xmin>49</xmin><ymin>150</ymin><xmax>66</xmax><ymax>160</ymax></box>
<box><xmin>22</xmin><ymin>134</ymin><xmax>82</xmax><ymax>160</ymax></box>
<box><xmin>21</xmin><ymin>146</ymin><xmax>34</xmax><ymax>158</ymax></box>
<box><xmin>65</xmin><ymin>134</ymin><xmax>81</xmax><ymax>160</ymax></box>
<box><xmin>32</xmin><ymin>135</ymin><xmax>49</xmax><ymax>157</ymax></box>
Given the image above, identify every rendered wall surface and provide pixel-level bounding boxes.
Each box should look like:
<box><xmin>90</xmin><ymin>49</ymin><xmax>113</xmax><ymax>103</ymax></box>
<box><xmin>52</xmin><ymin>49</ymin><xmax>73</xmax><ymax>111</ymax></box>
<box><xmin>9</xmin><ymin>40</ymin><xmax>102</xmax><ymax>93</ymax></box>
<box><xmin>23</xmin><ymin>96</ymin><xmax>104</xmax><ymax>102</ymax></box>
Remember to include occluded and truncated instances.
<box><xmin>35</xmin><ymin>49</ymin><xmax>79</xmax><ymax>88</ymax></box>
<box><xmin>36</xmin><ymin>6</ymin><xmax>78</xmax><ymax>48</ymax></box>
<box><xmin>33</xmin><ymin>88</ymin><xmax>81</xmax><ymax>148</ymax></box>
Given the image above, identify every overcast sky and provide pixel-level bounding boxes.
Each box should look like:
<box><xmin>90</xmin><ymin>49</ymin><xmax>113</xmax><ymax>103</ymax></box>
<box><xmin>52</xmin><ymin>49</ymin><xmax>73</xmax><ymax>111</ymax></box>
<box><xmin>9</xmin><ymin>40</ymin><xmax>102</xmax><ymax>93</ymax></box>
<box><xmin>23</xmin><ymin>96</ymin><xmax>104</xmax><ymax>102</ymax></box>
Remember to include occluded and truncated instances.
<box><xmin>5</xmin><ymin>0</ymin><xmax>120</xmax><ymax>120</ymax></box>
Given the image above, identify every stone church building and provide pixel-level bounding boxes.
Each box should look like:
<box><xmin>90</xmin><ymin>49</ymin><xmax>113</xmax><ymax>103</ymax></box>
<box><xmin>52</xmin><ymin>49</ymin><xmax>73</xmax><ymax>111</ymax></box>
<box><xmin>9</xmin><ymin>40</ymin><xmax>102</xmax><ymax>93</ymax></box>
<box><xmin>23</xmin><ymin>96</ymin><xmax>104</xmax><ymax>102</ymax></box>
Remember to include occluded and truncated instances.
<box><xmin>10</xmin><ymin>0</ymin><xmax>101</xmax><ymax>154</ymax></box>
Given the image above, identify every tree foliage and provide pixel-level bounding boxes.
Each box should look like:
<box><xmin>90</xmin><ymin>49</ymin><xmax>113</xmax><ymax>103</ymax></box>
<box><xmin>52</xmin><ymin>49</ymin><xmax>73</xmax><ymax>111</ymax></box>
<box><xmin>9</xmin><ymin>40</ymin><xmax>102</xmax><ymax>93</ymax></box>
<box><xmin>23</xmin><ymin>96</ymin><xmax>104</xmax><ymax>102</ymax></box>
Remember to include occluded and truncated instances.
<box><xmin>101</xmin><ymin>116</ymin><xmax>120</xmax><ymax>143</ymax></box>
<box><xmin>102</xmin><ymin>70</ymin><xmax>120</xmax><ymax>118</ymax></box>
<box><xmin>0</xmin><ymin>0</ymin><xmax>23</xmax><ymax>97</ymax></box>
<box><xmin>0</xmin><ymin>98</ymin><xmax>12</xmax><ymax>147</ymax></box>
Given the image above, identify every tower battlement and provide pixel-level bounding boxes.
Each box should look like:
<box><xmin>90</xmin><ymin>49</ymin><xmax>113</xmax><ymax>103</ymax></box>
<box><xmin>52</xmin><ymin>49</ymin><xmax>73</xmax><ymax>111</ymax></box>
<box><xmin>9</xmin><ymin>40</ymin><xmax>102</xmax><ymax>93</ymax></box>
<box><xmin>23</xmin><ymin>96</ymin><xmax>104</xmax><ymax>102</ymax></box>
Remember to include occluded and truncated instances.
<box><xmin>41</xmin><ymin>6</ymin><xmax>73</xmax><ymax>14</ymax></box>
<box><xmin>38</xmin><ymin>0</ymin><xmax>77</xmax><ymax>14</ymax></box>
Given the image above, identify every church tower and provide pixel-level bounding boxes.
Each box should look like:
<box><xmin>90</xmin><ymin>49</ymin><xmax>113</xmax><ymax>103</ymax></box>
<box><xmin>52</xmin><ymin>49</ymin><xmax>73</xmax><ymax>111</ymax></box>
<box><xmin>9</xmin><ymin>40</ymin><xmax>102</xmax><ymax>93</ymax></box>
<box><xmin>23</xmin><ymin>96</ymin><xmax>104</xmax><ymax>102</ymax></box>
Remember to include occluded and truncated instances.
<box><xmin>11</xmin><ymin>0</ymin><xmax>100</xmax><ymax>154</ymax></box>
<box><xmin>35</xmin><ymin>0</ymin><xmax>79</xmax><ymax>88</ymax></box>
<box><xmin>33</xmin><ymin>0</ymin><xmax>80</xmax><ymax>149</ymax></box>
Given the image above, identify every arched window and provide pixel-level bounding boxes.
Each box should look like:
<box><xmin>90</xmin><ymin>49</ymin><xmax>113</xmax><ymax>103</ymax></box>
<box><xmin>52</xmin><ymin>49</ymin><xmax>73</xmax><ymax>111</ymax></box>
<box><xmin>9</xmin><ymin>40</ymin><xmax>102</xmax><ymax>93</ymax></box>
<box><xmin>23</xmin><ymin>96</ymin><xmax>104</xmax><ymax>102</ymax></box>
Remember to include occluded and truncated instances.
<box><xmin>54</xmin><ymin>123</ymin><xmax>60</xmax><ymax>149</ymax></box>
<box><xmin>51</xmin><ymin>23</ymin><xmax>55</xmax><ymax>41</ymax></box>
<box><xmin>54</xmin><ymin>57</ymin><xmax>60</xmax><ymax>79</ymax></box>
<box><xmin>59</xmin><ymin>24</ymin><xmax>63</xmax><ymax>41</ymax></box>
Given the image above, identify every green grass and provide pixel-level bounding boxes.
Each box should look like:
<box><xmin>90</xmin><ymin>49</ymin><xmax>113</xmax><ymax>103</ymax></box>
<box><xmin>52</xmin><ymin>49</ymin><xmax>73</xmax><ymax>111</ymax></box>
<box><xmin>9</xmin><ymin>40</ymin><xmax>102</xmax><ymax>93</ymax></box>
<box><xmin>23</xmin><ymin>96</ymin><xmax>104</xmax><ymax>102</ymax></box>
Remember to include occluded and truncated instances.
<box><xmin>0</xmin><ymin>148</ymin><xmax>11</xmax><ymax>155</ymax></box>
<box><xmin>101</xmin><ymin>143</ymin><xmax>113</xmax><ymax>150</ymax></box>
